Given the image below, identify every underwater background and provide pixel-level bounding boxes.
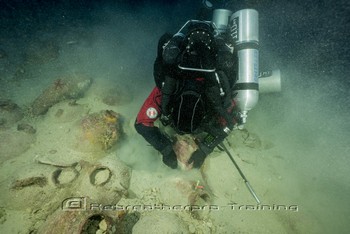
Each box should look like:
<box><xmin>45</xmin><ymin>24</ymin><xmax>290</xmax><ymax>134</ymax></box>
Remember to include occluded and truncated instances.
<box><xmin>0</xmin><ymin>0</ymin><xmax>349</xmax><ymax>233</ymax></box>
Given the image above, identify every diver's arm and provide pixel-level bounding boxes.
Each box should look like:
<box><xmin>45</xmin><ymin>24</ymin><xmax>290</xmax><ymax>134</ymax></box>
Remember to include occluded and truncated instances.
<box><xmin>161</xmin><ymin>75</ymin><xmax>177</xmax><ymax>116</ymax></box>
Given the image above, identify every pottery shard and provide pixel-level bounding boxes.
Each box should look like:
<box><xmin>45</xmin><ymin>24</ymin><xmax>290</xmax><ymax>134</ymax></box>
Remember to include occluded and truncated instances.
<box><xmin>173</xmin><ymin>134</ymin><xmax>198</xmax><ymax>170</ymax></box>
<box><xmin>11</xmin><ymin>176</ymin><xmax>47</xmax><ymax>190</ymax></box>
<box><xmin>37</xmin><ymin>208</ymin><xmax>116</xmax><ymax>234</ymax></box>
<box><xmin>80</xmin><ymin>110</ymin><xmax>123</xmax><ymax>150</ymax></box>
<box><xmin>53</xmin><ymin>168</ymin><xmax>79</xmax><ymax>185</ymax></box>
<box><xmin>30</xmin><ymin>74</ymin><xmax>92</xmax><ymax>116</ymax></box>
<box><xmin>91</xmin><ymin>167</ymin><xmax>111</xmax><ymax>186</ymax></box>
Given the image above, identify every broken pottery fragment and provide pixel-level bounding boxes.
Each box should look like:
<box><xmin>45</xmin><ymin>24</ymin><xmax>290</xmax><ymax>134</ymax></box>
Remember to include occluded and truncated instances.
<box><xmin>37</xmin><ymin>208</ymin><xmax>117</xmax><ymax>234</ymax></box>
<box><xmin>30</xmin><ymin>74</ymin><xmax>92</xmax><ymax>116</ymax></box>
<box><xmin>11</xmin><ymin>176</ymin><xmax>47</xmax><ymax>190</ymax></box>
<box><xmin>173</xmin><ymin>134</ymin><xmax>198</xmax><ymax>170</ymax></box>
<box><xmin>79</xmin><ymin>110</ymin><xmax>123</xmax><ymax>150</ymax></box>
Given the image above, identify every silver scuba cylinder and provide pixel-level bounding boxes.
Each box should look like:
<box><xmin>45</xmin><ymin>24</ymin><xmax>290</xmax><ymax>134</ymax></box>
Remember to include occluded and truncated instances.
<box><xmin>230</xmin><ymin>9</ymin><xmax>259</xmax><ymax>124</ymax></box>
<box><xmin>212</xmin><ymin>9</ymin><xmax>233</xmax><ymax>34</ymax></box>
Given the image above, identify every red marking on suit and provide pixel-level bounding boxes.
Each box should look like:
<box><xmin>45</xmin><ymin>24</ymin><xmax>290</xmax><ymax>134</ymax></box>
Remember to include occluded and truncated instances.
<box><xmin>136</xmin><ymin>87</ymin><xmax>162</xmax><ymax>127</ymax></box>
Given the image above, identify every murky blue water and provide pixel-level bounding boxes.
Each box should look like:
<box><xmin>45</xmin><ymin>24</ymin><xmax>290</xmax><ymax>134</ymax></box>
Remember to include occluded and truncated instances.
<box><xmin>0</xmin><ymin>0</ymin><xmax>349</xmax><ymax>233</ymax></box>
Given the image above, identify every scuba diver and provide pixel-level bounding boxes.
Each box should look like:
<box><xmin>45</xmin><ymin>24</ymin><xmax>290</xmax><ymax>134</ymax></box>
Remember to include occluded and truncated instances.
<box><xmin>135</xmin><ymin>1</ymin><xmax>272</xmax><ymax>205</ymax></box>
<box><xmin>135</xmin><ymin>15</ymin><xmax>242</xmax><ymax>169</ymax></box>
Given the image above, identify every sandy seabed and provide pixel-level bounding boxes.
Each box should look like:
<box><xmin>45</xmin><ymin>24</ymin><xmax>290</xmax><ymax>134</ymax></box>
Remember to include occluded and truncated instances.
<box><xmin>1</xmin><ymin>2</ymin><xmax>349</xmax><ymax>234</ymax></box>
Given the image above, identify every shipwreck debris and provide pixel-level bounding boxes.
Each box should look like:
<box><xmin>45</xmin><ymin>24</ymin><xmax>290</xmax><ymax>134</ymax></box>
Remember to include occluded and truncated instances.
<box><xmin>11</xmin><ymin>176</ymin><xmax>48</xmax><ymax>190</ymax></box>
<box><xmin>79</xmin><ymin>110</ymin><xmax>124</xmax><ymax>150</ymax></box>
<box><xmin>29</xmin><ymin>74</ymin><xmax>92</xmax><ymax>116</ymax></box>
<box><xmin>52</xmin><ymin>168</ymin><xmax>79</xmax><ymax>186</ymax></box>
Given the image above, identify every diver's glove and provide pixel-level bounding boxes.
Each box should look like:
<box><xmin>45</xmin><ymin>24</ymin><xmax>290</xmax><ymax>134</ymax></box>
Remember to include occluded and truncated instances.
<box><xmin>189</xmin><ymin>127</ymin><xmax>231</xmax><ymax>168</ymax></box>
<box><xmin>189</xmin><ymin>150</ymin><xmax>206</xmax><ymax>168</ymax></box>
<box><xmin>160</xmin><ymin>144</ymin><xmax>178</xmax><ymax>169</ymax></box>
<box><xmin>188</xmin><ymin>143</ymin><xmax>212</xmax><ymax>168</ymax></box>
<box><xmin>188</xmin><ymin>149</ymin><xmax>207</xmax><ymax>168</ymax></box>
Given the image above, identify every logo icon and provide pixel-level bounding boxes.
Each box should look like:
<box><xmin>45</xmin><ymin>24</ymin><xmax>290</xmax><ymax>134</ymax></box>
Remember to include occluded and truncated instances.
<box><xmin>146</xmin><ymin>107</ymin><xmax>158</xmax><ymax>119</ymax></box>
<box><xmin>62</xmin><ymin>197</ymin><xmax>86</xmax><ymax>211</ymax></box>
